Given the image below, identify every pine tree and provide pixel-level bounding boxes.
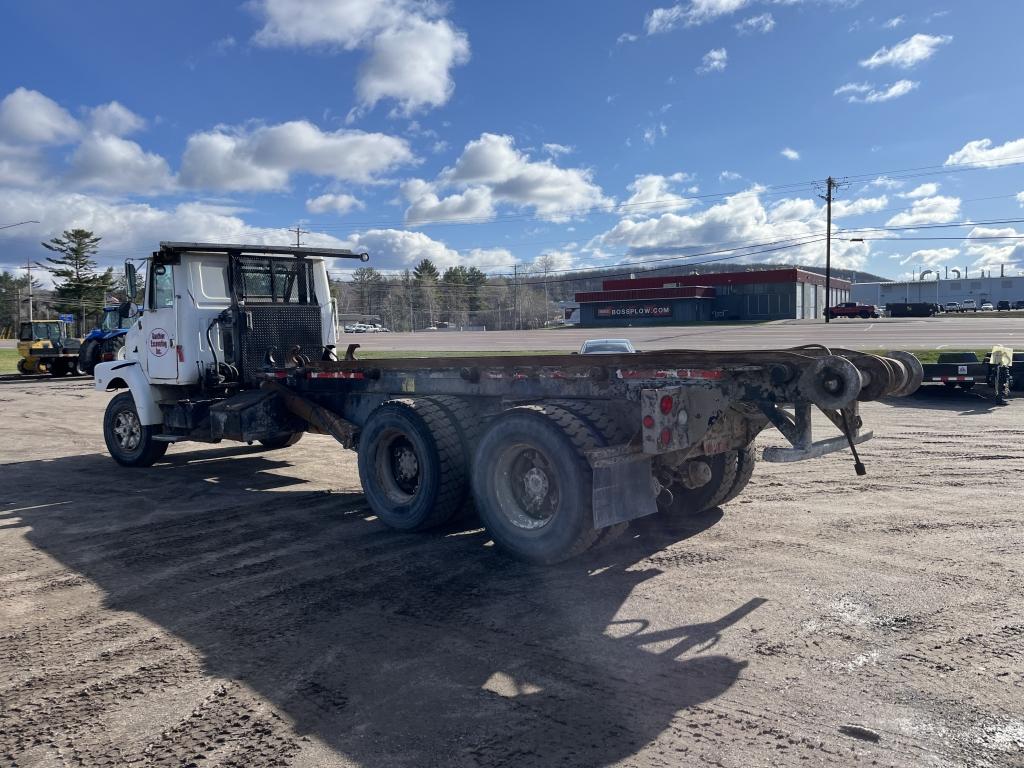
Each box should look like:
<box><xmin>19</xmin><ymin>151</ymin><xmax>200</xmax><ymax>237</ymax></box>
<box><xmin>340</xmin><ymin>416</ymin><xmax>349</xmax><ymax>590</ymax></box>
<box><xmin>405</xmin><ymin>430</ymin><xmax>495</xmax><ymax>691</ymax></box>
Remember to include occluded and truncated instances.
<box><xmin>41</xmin><ymin>229</ymin><xmax>111</xmax><ymax>334</ymax></box>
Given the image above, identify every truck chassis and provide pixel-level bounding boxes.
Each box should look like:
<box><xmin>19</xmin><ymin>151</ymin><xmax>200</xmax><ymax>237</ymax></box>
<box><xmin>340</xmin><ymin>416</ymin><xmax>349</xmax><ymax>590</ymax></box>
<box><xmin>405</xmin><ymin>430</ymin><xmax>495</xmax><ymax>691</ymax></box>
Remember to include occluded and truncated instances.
<box><xmin>96</xmin><ymin>243</ymin><xmax>924</xmax><ymax>564</ymax></box>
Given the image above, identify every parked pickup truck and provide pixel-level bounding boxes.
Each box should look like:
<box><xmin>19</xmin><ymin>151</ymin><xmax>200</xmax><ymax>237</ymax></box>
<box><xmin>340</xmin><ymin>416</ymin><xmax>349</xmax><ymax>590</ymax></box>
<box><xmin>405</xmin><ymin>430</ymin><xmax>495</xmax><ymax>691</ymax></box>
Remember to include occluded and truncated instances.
<box><xmin>828</xmin><ymin>302</ymin><xmax>880</xmax><ymax>319</ymax></box>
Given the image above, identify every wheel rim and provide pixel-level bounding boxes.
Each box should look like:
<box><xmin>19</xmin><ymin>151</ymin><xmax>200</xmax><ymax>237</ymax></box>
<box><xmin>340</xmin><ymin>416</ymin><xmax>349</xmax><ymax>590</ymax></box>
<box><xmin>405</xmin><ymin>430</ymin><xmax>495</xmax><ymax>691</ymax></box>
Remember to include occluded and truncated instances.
<box><xmin>112</xmin><ymin>409</ymin><xmax>142</xmax><ymax>451</ymax></box>
<box><xmin>375</xmin><ymin>428</ymin><xmax>421</xmax><ymax>505</ymax></box>
<box><xmin>494</xmin><ymin>443</ymin><xmax>559</xmax><ymax>530</ymax></box>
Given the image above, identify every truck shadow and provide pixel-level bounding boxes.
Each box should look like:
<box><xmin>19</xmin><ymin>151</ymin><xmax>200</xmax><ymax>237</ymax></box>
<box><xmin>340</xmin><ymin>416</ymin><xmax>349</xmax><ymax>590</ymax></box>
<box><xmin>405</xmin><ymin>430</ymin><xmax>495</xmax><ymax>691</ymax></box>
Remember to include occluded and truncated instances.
<box><xmin>882</xmin><ymin>387</ymin><xmax>1015</xmax><ymax>416</ymax></box>
<box><xmin>4</xmin><ymin>447</ymin><xmax>760</xmax><ymax>767</ymax></box>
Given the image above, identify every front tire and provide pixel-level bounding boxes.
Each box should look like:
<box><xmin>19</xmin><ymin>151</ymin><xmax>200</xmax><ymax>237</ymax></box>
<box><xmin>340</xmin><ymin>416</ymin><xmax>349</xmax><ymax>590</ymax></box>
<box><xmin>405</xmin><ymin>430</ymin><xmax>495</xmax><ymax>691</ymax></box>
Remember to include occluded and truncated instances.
<box><xmin>103</xmin><ymin>392</ymin><xmax>168</xmax><ymax>467</ymax></box>
<box><xmin>78</xmin><ymin>339</ymin><xmax>99</xmax><ymax>377</ymax></box>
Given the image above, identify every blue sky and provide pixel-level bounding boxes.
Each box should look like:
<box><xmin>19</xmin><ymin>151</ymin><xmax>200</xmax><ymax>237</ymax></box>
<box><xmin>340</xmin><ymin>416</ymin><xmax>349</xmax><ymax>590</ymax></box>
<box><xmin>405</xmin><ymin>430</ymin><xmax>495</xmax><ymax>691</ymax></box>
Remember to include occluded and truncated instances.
<box><xmin>1</xmin><ymin>0</ymin><xmax>1023</xmax><ymax>282</ymax></box>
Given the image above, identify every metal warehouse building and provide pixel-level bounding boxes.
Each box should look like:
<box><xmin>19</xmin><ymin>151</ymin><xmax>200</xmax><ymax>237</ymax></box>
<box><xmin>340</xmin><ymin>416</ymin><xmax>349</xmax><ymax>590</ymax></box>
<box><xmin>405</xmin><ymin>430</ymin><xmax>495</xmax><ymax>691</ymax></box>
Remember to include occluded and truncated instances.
<box><xmin>851</xmin><ymin>274</ymin><xmax>1024</xmax><ymax>307</ymax></box>
<box><xmin>574</xmin><ymin>268</ymin><xmax>850</xmax><ymax>327</ymax></box>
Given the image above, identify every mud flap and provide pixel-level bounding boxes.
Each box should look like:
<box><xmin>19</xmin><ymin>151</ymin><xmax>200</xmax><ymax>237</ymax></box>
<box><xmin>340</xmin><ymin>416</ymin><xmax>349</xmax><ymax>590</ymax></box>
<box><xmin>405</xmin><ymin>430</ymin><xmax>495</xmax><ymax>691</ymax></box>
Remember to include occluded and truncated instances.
<box><xmin>589</xmin><ymin>448</ymin><xmax>659</xmax><ymax>528</ymax></box>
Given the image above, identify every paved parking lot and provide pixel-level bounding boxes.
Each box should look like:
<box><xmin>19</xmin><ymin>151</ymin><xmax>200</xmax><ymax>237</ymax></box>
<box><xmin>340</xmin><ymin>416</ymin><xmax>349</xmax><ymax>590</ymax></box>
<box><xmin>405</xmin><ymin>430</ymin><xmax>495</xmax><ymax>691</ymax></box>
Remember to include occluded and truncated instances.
<box><xmin>352</xmin><ymin>316</ymin><xmax>1023</xmax><ymax>353</ymax></box>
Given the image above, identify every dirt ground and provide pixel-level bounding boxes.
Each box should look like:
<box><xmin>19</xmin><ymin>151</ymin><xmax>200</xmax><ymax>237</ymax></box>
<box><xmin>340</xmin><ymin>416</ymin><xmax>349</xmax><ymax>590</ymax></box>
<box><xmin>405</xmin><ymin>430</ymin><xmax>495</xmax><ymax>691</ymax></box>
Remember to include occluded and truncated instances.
<box><xmin>1</xmin><ymin>375</ymin><xmax>1022</xmax><ymax>768</ymax></box>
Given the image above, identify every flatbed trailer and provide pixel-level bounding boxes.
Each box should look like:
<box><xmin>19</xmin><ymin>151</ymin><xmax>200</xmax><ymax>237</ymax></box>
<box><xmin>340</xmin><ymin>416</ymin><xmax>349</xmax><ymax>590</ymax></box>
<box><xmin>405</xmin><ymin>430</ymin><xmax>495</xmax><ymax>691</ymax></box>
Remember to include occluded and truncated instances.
<box><xmin>95</xmin><ymin>242</ymin><xmax>924</xmax><ymax>564</ymax></box>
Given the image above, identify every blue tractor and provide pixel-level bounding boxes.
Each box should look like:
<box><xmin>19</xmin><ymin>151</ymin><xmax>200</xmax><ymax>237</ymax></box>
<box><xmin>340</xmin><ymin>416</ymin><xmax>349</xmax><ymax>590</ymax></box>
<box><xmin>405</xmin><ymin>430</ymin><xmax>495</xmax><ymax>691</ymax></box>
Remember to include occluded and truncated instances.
<box><xmin>77</xmin><ymin>305</ymin><xmax>134</xmax><ymax>376</ymax></box>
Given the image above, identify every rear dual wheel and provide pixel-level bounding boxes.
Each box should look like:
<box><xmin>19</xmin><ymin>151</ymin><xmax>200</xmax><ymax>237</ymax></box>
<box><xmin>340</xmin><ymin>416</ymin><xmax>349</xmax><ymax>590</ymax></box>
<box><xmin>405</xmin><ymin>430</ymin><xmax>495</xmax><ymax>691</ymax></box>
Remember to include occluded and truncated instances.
<box><xmin>472</xmin><ymin>405</ymin><xmax>601</xmax><ymax>564</ymax></box>
<box><xmin>357</xmin><ymin>397</ymin><xmax>474</xmax><ymax>532</ymax></box>
<box><xmin>665</xmin><ymin>444</ymin><xmax>756</xmax><ymax>518</ymax></box>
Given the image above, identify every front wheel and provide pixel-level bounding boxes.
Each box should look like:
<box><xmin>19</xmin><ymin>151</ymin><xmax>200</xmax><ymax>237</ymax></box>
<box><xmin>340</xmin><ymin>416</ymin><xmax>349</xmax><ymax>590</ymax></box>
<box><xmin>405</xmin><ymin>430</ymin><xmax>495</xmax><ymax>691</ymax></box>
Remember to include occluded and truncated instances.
<box><xmin>103</xmin><ymin>392</ymin><xmax>168</xmax><ymax>467</ymax></box>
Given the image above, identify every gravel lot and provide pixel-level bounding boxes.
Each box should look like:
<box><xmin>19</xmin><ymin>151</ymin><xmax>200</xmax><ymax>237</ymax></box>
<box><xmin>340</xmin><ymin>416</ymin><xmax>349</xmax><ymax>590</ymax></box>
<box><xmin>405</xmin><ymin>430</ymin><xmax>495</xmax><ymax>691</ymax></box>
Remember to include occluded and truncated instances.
<box><xmin>1</xmin><ymin>375</ymin><xmax>1022</xmax><ymax>767</ymax></box>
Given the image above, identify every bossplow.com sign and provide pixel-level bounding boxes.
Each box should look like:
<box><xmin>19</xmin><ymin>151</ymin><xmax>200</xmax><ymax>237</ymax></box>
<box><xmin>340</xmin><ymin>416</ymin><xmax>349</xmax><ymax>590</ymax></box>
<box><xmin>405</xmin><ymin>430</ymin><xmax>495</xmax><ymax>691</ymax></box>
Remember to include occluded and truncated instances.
<box><xmin>596</xmin><ymin>304</ymin><xmax>673</xmax><ymax>319</ymax></box>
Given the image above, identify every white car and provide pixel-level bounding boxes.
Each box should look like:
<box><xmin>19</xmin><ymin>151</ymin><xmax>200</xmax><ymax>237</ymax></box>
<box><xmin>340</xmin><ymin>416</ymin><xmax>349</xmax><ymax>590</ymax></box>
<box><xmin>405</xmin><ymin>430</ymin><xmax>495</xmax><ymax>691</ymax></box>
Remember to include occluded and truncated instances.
<box><xmin>960</xmin><ymin>299</ymin><xmax>978</xmax><ymax>312</ymax></box>
<box><xmin>579</xmin><ymin>338</ymin><xmax>636</xmax><ymax>355</ymax></box>
<box><xmin>980</xmin><ymin>302</ymin><xmax>994</xmax><ymax>311</ymax></box>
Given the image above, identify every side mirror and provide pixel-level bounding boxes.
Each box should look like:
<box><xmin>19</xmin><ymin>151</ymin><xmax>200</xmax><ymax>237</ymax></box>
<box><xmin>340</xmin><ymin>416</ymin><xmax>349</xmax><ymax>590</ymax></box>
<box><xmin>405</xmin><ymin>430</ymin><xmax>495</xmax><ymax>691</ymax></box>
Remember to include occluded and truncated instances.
<box><xmin>118</xmin><ymin>300</ymin><xmax>132</xmax><ymax>319</ymax></box>
<box><xmin>125</xmin><ymin>262</ymin><xmax>138</xmax><ymax>298</ymax></box>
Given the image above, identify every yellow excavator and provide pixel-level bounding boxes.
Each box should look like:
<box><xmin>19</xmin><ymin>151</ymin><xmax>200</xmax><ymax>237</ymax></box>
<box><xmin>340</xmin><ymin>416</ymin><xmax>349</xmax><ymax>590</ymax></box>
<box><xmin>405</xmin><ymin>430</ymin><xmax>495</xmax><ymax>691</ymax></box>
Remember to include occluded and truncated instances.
<box><xmin>16</xmin><ymin>319</ymin><xmax>82</xmax><ymax>376</ymax></box>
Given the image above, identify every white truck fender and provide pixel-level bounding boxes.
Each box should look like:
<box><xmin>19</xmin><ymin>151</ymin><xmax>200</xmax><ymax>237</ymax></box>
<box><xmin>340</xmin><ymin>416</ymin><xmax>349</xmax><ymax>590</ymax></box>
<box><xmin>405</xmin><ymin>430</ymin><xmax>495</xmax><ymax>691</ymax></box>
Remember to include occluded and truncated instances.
<box><xmin>94</xmin><ymin>361</ymin><xmax>162</xmax><ymax>425</ymax></box>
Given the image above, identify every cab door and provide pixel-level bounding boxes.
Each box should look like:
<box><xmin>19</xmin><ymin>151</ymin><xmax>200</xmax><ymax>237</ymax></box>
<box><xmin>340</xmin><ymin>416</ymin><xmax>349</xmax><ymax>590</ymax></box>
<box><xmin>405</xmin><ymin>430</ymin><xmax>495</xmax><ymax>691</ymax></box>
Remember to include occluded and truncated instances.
<box><xmin>141</xmin><ymin>262</ymin><xmax>179</xmax><ymax>380</ymax></box>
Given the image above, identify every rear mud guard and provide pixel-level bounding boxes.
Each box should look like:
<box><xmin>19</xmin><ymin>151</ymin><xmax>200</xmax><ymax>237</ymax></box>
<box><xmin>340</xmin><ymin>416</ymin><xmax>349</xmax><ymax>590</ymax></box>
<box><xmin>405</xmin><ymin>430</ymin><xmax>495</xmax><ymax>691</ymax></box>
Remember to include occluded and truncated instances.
<box><xmin>588</xmin><ymin>446</ymin><xmax>659</xmax><ymax>528</ymax></box>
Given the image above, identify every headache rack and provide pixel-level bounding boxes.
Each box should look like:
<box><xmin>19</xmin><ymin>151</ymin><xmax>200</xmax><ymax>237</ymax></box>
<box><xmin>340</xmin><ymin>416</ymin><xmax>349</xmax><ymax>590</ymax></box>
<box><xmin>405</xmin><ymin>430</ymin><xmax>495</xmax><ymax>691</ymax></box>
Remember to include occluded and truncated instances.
<box><xmin>155</xmin><ymin>242</ymin><xmax>368</xmax><ymax>386</ymax></box>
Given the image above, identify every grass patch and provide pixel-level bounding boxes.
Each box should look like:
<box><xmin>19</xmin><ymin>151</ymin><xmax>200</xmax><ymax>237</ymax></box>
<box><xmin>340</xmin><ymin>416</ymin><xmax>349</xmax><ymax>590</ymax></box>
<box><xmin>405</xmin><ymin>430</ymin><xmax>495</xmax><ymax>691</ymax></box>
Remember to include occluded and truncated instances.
<box><xmin>0</xmin><ymin>348</ymin><xmax>20</xmax><ymax>374</ymax></box>
<box><xmin>357</xmin><ymin>349</ymin><xmax>562</xmax><ymax>359</ymax></box>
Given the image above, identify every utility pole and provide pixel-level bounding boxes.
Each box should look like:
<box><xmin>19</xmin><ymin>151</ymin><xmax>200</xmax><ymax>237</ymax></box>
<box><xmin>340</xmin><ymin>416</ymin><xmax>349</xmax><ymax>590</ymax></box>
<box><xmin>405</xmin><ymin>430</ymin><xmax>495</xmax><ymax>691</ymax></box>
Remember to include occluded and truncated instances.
<box><xmin>819</xmin><ymin>176</ymin><xmax>838</xmax><ymax>323</ymax></box>
<box><xmin>25</xmin><ymin>258</ymin><xmax>35</xmax><ymax>323</ymax></box>
<box><xmin>288</xmin><ymin>224</ymin><xmax>307</xmax><ymax>247</ymax></box>
<box><xmin>512</xmin><ymin>264</ymin><xmax>519</xmax><ymax>331</ymax></box>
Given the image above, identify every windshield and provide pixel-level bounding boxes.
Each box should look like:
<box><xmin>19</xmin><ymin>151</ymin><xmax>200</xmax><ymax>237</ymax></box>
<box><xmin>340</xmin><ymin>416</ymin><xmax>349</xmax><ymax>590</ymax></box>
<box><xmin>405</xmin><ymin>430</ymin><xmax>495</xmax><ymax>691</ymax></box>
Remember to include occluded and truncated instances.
<box><xmin>101</xmin><ymin>310</ymin><xmax>120</xmax><ymax>332</ymax></box>
<box><xmin>20</xmin><ymin>322</ymin><xmax>63</xmax><ymax>342</ymax></box>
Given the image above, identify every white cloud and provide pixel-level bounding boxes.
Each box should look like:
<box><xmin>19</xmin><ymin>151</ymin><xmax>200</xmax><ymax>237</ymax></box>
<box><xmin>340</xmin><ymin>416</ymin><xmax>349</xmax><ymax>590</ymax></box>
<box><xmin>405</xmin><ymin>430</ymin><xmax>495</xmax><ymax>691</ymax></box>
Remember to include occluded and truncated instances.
<box><xmin>357</xmin><ymin>16</ymin><xmax>470</xmax><ymax>117</ymax></box>
<box><xmin>542</xmin><ymin>143</ymin><xmax>573</xmax><ymax>157</ymax></box>
<box><xmin>780</xmin><ymin>147</ymin><xmax>800</xmax><ymax>161</ymax></box>
<box><xmin>720</xmin><ymin>170</ymin><xmax>742</xmax><ymax>182</ymax></box>
<box><xmin>642</xmin><ymin>123</ymin><xmax>668</xmax><ymax>145</ymax></box>
<box><xmin>832</xmin><ymin>195</ymin><xmax>888</xmax><ymax>218</ymax></box>
<box><xmin>697</xmin><ymin>48</ymin><xmax>728</xmax><ymax>74</ymax></box>
<box><xmin>620</xmin><ymin>173</ymin><xmax>696</xmax><ymax>218</ymax></box>
<box><xmin>88</xmin><ymin>101</ymin><xmax>146</xmax><ymax>136</ymax></box>
<box><xmin>305</xmin><ymin>193</ymin><xmax>365</xmax><ymax>215</ymax></box>
<box><xmin>883</xmin><ymin>15</ymin><xmax>905</xmax><ymax>29</ymax></box>
<box><xmin>860</xmin><ymin>33</ymin><xmax>952</xmax><ymax>69</ymax></box>
<box><xmin>961</xmin><ymin>226</ymin><xmax>1024</xmax><ymax>269</ymax></box>
<box><xmin>423</xmin><ymin>132</ymin><xmax>611</xmax><ymax>221</ymax></box>
<box><xmin>617</xmin><ymin>32</ymin><xmax>638</xmax><ymax>44</ymax></box>
<box><xmin>0</xmin><ymin>189</ymin><xmax>350</xmax><ymax>275</ymax></box>
<box><xmin>1017</xmin><ymin>191</ymin><xmax>1024</xmax><ymax>207</ymax></box>
<box><xmin>401</xmin><ymin>179</ymin><xmax>494</xmax><ymax>225</ymax></box>
<box><xmin>587</xmin><ymin>186</ymin><xmax>869</xmax><ymax>270</ymax></box>
<box><xmin>945</xmin><ymin>137</ymin><xmax>1024</xmax><ymax>168</ymax></box>
<box><xmin>0</xmin><ymin>87</ymin><xmax>79</xmax><ymax>145</ymax></box>
<box><xmin>179</xmin><ymin>120</ymin><xmax>414</xmax><ymax>191</ymax></box>
<box><xmin>885</xmin><ymin>195</ymin><xmax>961</xmax><ymax>227</ymax></box>
<box><xmin>68</xmin><ymin>134</ymin><xmax>174</xmax><ymax>194</ymax></box>
<box><xmin>908</xmin><ymin>247</ymin><xmax>958</xmax><ymax>266</ymax></box>
<box><xmin>835</xmin><ymin>79</ymin><xmax>918</xmax><ymax>103</ymax></box>
<box><xmin>735</xmin><ymin>13</ymin><xmax>774</xmax><ymax>34</ymax></box>
<box><xmin>337</xmin><ymin>228</ymin><xmax>513</xmax><ymax>271</ymax></box>
<box><xmin>251</xmin><ymin>0</ymin><xmax>469</xmax><ymax>116</ymax></box>
<box><xmin>646</xmin><ymin>0</ymin><xmax>750</xmax><ymax>33</ymax></box>
<box><xmin>870</xmin><ymin>175</ymin><xmax>904</xmax><ymax>189</ymax></box>
<box><xmin>901</xmin><ymin>182</ymin><xmax>939</xmax><ymax>199</ymax></box>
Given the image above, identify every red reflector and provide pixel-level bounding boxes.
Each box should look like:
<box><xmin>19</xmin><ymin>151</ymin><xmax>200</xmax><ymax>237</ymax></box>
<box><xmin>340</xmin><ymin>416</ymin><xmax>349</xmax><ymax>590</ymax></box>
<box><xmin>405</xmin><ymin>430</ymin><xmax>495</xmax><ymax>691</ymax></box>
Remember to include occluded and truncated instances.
<box><xmin>659</xmin><ymin>395</ymin><xmax>673</xmax><ymax>414</ymax></box>
<box><xmin>660</xmin><ymin>428</ymin><xmax>672</xmax><ymax>445</ymax></box>
<box><xmin>642</xmin><ymin>415</ymin><xmax>655</xmax><ymax>429</ymax></box>
<box><xmin>176</xmin><ymin>345</ymin><xmax>185</xmax><ymax>363</ymax></box>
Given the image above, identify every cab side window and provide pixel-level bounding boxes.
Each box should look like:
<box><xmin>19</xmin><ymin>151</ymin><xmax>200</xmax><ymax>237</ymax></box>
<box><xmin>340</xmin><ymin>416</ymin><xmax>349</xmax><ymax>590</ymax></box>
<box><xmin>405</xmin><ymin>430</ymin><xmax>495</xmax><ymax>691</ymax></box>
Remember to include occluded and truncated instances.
<box><xmin>150</xmin><ymin>265</ymin><xmax>175</xmax><ymax>308</ymax></box>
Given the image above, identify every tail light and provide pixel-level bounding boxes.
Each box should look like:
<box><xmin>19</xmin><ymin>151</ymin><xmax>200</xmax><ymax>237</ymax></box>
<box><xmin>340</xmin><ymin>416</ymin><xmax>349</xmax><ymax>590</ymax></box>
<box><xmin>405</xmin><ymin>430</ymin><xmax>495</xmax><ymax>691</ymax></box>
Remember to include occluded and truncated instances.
<box><xmin>660</xmin><ymin>428</ymin><xmax>672</xmax><ymax>445</ymax></box>
<box><xmin>642</xmin><ymin>415</ymin><xmax>655</xmax><ymax>429</ymax></box>
<box><xmin>659</xmin><ymin>395</ymin><xmax>674</xmax><ymax>414</ymax></box>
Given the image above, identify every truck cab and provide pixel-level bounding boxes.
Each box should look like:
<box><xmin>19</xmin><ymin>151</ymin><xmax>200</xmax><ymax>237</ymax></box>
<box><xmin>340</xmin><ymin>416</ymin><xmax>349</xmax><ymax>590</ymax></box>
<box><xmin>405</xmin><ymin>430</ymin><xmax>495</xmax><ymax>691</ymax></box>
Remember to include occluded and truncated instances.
<box><xmin>95</xmin><ymin>242</ymin><xmax>367</xmax><ymax>463</ymax></box>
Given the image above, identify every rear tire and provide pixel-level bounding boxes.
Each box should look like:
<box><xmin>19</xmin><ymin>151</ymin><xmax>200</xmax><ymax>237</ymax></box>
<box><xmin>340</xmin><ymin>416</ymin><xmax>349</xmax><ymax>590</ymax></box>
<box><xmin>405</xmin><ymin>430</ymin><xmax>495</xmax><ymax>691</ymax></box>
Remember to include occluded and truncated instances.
<box><xmin>78</xmin><ymin>340</ymin><xmax>99</xmax><ymax>377</ymax></box>
<box><xmin>472</xmin><ymin>405</ymin><xmax>600</xmax><ymax>564</ymax></box>
<box><xmin>103</xmin><ymin>392</ymin><xmax>168</xmax><ymax>467</ymax></box>
<box><xmin>665</xmin><ymin>451</ymin><xmax>739</xmax><ymax>517</ymax></box>
<box><xmin>50</xmin><ymin>360</ymin><xmax>69</xmax><ymax>377</ymax></box>
<box><xmin>718</xmin><ymin>444</ymin><xmax>756</xmax><ymax>506</ymax></box>
<box><xmin>357</xmin><ymin>398</ymin><xmax>469</xmax><ymax>531</ymax></box>
<box><xmin>17</xmin><ymin>358</ymin><xmax>30</xmax><ymax>375</ymax></box>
